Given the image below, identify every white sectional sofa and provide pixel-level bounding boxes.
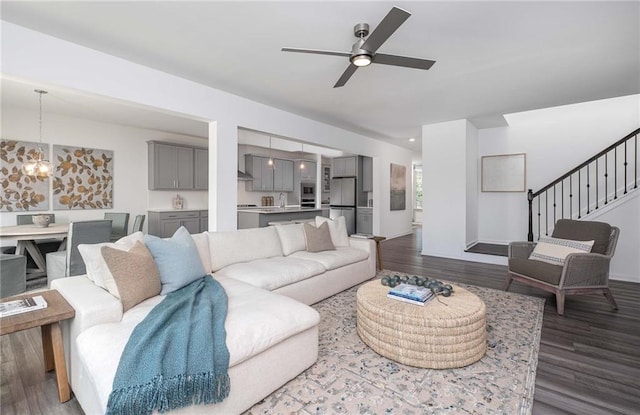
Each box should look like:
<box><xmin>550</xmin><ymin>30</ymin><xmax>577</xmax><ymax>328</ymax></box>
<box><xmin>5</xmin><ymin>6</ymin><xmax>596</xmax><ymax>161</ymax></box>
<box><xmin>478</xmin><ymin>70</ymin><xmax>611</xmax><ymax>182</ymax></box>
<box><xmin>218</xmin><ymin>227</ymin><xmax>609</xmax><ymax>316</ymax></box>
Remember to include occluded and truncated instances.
<box><xmin>52</xmin><ymin>221</ymin><xmax>376</xmax><ymax>414</ymax></box>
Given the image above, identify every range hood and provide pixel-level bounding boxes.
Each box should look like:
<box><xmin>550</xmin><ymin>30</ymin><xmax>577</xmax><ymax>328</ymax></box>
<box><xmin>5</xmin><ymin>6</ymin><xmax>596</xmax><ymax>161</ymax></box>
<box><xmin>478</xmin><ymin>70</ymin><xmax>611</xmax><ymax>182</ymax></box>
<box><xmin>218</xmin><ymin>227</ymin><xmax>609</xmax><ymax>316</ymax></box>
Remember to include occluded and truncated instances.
<box><xmin>237</xmin><ymin>170</ymin><xmax>253</xmax><ymax>181</ymax></box>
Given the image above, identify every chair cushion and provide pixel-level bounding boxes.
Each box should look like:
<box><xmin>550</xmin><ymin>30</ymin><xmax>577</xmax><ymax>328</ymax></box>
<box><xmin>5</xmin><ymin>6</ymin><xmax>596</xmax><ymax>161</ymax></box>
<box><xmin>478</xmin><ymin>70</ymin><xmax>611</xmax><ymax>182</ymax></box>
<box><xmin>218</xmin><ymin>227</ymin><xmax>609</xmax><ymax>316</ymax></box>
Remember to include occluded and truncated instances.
<box><xmin>216</xmin><ymin>257</ymin><xmax>326</xmax><ymax>291</ymax></box>
<box><xmin>275</xmin><ymin>223</ymin><xmax>307</xmax><ymax>256</ymax></box>
<box><xmin>509</xmin><ymin>257</ymin><xmax>563</xmax><ymax>286</ymax></box>
<box><xmin>315</xmin><ymin>216</ymin><xmax>349</xmax><ymax>247</ymax></box>
<box><xmin>208</xmin><ymin>227</ymin><xmax>283</xmax><ymax>272</ymax></box>
<box><xmin>529</xmin><ymin>236</ymin><xmax>594</xmax><ymax>266</ymax></box>
<box><xmin>552</xmin><ymin>219</ymin><xmax>612</xmax><ymax>255</ymax></box>
<box><xmin>290</xmin><ymin>247</ymin><xmax>369</xmax><ymax>271</ymax></box>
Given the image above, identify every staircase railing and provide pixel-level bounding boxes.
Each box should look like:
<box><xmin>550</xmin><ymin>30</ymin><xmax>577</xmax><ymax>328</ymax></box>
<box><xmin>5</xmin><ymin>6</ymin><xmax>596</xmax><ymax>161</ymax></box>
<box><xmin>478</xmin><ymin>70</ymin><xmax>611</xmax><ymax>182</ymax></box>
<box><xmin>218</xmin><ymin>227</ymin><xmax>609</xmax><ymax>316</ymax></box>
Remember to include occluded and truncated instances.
<box><xmin>527</xmin><ymin>128</ymin><xmax>639</xmax><ymax>241</ymax></box>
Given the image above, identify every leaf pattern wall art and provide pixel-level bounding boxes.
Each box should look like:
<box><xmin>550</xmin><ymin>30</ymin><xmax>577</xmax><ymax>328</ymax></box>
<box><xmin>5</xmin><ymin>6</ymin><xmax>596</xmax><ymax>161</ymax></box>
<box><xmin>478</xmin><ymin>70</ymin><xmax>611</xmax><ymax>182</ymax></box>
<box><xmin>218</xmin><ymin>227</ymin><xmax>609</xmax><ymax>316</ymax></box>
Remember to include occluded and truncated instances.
<box><xmin>0</xmin><ymin>140</ymin><xmax>50</xmax><ymax>212</ymax></box>
<box><xmin>52</xmin><ymin>145</ymin><xmax>113</xmax><ymax>210</ymax></box>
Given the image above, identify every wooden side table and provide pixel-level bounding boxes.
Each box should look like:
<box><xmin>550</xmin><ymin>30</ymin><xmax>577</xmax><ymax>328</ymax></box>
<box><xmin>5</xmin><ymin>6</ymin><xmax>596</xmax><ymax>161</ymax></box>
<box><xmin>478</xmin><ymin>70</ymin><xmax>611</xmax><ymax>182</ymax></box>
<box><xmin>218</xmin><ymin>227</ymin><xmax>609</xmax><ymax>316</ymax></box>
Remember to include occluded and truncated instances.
<box><xmin>371</xmin><ymin>236</ymin><xmax>386</xmax><ymax>270</ymax></box>
<box><xmin>0</xmin><ymin>289</ymin><xmax>75</xmax><ymax>402</ymax></box>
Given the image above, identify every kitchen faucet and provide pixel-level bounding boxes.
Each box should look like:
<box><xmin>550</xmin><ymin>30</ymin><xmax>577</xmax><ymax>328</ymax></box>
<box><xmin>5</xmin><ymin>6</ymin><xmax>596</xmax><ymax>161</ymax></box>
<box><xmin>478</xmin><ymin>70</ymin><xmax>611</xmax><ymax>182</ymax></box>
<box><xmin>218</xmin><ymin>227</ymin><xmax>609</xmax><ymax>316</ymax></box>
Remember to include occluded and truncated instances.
<box><xmin>279</xmin><ymin>192</ymin><xmax>285</xmax><ymax>208</ymax></box>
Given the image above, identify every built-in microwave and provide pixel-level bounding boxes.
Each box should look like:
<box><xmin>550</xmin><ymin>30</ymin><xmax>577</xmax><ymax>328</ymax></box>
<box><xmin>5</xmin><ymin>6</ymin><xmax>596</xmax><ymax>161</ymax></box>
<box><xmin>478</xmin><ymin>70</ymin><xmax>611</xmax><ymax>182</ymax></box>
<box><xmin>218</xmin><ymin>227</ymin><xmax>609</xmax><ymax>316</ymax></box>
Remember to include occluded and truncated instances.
<box><xmin>301</xmin><ymin>183</ymin><xmax>315</xmax><ymax>197</ymax></box>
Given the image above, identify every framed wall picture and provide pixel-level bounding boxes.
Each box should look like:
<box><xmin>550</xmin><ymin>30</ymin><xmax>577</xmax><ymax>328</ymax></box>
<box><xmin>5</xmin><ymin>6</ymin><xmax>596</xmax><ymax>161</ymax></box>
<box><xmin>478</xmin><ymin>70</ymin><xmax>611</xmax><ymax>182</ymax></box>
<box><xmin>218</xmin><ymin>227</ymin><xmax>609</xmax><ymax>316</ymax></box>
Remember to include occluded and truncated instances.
<box><xmin>390</xmin><ymin>163</ymin><xmax>406</xmax><ymax>211</ymax></box>
<box><xmin>481</xmin><ymin>153</ymin><xmax>526</xmax><ymax>192</ymax></box>
<box><xmin>0</xmin><ymin>140</ymin><xmax>50</xmax><ymax>211</ymax></box>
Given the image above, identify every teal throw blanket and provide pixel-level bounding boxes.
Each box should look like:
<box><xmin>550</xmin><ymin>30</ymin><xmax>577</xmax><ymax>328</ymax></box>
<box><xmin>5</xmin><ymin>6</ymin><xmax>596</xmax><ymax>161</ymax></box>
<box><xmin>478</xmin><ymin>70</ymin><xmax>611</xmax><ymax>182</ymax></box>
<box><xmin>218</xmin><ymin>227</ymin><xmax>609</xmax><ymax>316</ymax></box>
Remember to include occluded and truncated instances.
<box><xmin>106</xmin><ymin>276</ymin><xmax>230</xmax><ymax>415</ymax></box>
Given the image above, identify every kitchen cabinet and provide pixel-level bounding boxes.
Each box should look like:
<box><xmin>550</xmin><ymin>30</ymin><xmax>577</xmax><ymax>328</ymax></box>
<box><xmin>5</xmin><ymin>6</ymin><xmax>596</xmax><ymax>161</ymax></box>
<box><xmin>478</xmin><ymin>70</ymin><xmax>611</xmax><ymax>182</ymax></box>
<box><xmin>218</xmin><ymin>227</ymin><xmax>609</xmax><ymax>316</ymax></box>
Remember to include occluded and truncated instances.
<box><xmin>148</xmin><ymin>141</ymin><xmax>203</xmax><ymax>190</ymax></box>
<box><xmin>273</xmin><ymin>158</ymin><xmax>294</xmax><ymax>191</ymax></box>
<box><xmin>245</xmin><ymin>155</ymin><xmax>295</xmax><ymax>192</ymax></box>
<box><xmin>194</xmin><ymin>148</ymin><xmax>208</xmax><ymax>190</ymax></box>
<box><xmin>357</xmin><ymin>208</ymin><xmax>373</xmax><ymax>234</ymax></box>
<box><xmin>331</xmin><ymin>156</ymin><xmax>357</xmax><ymax>178</ymax></box>
<box><xmin>362</xmin><ymin>156</ymin><xmax>373</xmax><ymax>192</ymax></box>
<box><xmin>295</xmin><ymin>160</ymin><xmax>316</xmax><ymax>183</ymax></box>
<box><xmin>148</xmin><ymin>210</ymin><xmax>207</xmax><ymax>237</ymax></box>
<box><xmin>245</xmin><ymin>155</ymin><xmax>274</xmax><ymax>191</ymax></box>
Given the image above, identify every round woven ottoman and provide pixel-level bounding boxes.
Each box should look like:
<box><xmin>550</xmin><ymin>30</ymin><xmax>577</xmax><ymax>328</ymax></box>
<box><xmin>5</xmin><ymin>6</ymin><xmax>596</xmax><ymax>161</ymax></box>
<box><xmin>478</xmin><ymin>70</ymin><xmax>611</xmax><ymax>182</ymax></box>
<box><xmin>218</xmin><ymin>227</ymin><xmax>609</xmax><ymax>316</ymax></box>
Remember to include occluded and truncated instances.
<box><xmin>356</xmin><ymin>280</ymin><xmax>487</xmax><ymax>369</ymax></box>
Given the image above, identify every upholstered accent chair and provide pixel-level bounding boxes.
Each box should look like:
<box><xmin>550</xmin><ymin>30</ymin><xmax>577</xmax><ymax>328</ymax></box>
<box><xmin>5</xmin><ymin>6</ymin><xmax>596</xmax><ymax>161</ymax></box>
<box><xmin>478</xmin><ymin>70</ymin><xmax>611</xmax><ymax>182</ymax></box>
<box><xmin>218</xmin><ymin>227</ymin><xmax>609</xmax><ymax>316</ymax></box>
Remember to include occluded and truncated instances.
<box><xmin>505</xmin><ymin>219</ymin><xmax>619</xmax><ymax>315</ymax></box>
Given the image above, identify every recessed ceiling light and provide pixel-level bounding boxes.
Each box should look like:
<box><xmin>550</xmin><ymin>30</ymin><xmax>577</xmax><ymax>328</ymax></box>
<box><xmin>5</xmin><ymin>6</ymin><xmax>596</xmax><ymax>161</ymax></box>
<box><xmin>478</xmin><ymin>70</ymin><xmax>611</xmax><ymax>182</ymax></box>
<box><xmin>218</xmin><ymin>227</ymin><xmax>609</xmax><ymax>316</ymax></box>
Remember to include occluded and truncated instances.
<box><xmin>408</xmin><ymin>138</ymin><xmax>416</xmax><ymax>142</ymax></box>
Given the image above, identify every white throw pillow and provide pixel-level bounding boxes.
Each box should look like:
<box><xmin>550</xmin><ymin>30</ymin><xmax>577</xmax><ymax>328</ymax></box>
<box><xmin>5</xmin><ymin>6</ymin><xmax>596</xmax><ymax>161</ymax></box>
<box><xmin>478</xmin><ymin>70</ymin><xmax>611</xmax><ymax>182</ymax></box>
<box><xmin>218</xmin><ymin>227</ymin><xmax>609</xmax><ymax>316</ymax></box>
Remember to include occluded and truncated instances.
<box><xmin>315</xmin><ymin>216</ymin><xmax>349</xmax><ymax>247</ymax></box>
<box><xmin>78</xmin><ymin>232</ymin><xmax>145</xmax><ymax>294</ymax></box>
<box><xmin>275</xmin><ymin>223</ymin><xmax>307</xmax><ymax>256</ymax></box>
<box><xmin>529</xmin><ymin>236</ymin><xmax>594</xmax><ymax>266</ymax></box>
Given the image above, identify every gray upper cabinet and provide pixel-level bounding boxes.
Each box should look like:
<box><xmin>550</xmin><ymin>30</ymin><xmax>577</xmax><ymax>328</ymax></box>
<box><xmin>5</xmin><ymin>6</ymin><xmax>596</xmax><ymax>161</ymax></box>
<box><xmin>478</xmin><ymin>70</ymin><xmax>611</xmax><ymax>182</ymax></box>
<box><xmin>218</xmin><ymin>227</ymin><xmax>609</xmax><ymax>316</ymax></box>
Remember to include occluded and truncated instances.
<box><xmin>332</xmin><ymin>156</ymin><xmax>357</xmax><ymax>178</ymax></box>
<box><xmin>273</xmin><ymin>158</ymin><xmax>294</xmax><ymax>191</ymax></box>
<box><xmin>194</xmin><ymin>148</ymin><xmax>208</xmax><ymax>190</ymax></box>
<box><xmin>297</xmin><ymin>160</ymin><xmax>316</xmax><ymax>183</ymax></box>
<box><xmin>245</xmin><ymin>155</ymin><xmax>274</xmax><ymax>191</ymax></box>
<box><xmin>148</xmin><ymin>141</ymin><xmax>199</xmax><ymax>190</ymax></box>
<box><xmin>362</xmin><ymin>156</ymin><xmax>373</xmax><ymax>192</ymax></box>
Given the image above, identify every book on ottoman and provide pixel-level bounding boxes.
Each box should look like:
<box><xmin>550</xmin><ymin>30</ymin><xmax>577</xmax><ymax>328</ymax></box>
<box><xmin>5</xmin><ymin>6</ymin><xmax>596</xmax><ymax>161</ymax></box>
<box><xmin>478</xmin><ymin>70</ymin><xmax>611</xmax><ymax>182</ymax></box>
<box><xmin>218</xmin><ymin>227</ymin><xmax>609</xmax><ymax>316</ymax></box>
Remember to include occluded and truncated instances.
<box><xmin>387</xmin><ymin>284</ymin><xmax>434</xmax><ymax>306</ymax></box>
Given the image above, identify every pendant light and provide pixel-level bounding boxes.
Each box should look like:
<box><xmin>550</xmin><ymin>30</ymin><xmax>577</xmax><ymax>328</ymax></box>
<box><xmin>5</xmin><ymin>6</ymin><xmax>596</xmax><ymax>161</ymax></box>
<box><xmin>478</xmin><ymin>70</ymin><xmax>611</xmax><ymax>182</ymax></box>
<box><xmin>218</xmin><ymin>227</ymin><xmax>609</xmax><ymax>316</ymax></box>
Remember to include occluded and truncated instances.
<box><xmin>267</xmin><ymin>136</ymin><xmax>274</xmax><ymax>166</ymax></box>
<box><xmin>299</xmin><ymin>143</ymin><xmax>305</xmax><ymax>170</ymax></box>
<box><xmin>22</xmin><ymin>89</ymin><xmax>53</xmax><ymax>178</ymax></box>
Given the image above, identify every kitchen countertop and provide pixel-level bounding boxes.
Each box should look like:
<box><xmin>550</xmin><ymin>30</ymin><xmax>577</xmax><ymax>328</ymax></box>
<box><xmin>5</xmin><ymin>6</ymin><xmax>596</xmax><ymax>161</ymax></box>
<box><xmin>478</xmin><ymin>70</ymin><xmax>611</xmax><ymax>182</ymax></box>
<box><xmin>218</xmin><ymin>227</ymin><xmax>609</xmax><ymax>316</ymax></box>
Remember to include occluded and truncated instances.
<box><xmin>238</xmin><ymin>207</ymin><xmax>322</xmax><ymax>214</ymax></box>
<box><xmin>147</xmin><ymin>208</ymin><xmax>208</xmax><ymax>212</ymax></box>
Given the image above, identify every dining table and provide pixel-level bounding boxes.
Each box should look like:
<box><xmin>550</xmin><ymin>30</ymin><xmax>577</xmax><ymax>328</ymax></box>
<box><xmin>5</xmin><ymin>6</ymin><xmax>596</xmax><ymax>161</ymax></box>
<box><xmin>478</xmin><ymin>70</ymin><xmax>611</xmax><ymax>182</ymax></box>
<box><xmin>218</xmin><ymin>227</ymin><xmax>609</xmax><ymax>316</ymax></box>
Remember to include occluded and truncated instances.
<box><xmin>0</xmin><ymin>223</ymin><xmax>69</xmax><ymax>279</ymax></box>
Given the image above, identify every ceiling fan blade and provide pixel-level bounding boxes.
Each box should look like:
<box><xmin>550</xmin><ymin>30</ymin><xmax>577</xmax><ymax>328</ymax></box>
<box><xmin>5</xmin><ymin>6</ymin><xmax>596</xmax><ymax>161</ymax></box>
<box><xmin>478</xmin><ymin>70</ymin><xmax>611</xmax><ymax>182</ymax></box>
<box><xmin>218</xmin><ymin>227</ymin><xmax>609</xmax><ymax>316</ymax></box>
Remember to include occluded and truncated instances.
<box><xmin>334</xmin><ymin>64</ymin><xmax>358</xmax><ymax>88</ymax></box>
<box><xmin>373</xmin><ymin>53</ymin><xmax>436</xmax><ymax>70</ymax></box>
<box><xmin>281</xmin><ymin>47</ymin><xmax>350</xmax><ymax>58</ymax></box>
<box><xmin>361</xmin><ymin>7</ymin><xmax>411</xmax><ymax>54</ymax></box>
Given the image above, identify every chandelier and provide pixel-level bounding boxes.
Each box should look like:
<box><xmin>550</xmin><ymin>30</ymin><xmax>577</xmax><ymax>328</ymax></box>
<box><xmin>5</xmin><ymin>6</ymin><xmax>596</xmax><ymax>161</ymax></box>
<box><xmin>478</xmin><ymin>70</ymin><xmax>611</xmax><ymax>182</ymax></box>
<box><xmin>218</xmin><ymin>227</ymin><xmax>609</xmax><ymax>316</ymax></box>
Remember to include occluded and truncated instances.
<box><xmin>22</xmin><ymin>89</ymin><xmax>53</xmax><ymax>178</ymax></box>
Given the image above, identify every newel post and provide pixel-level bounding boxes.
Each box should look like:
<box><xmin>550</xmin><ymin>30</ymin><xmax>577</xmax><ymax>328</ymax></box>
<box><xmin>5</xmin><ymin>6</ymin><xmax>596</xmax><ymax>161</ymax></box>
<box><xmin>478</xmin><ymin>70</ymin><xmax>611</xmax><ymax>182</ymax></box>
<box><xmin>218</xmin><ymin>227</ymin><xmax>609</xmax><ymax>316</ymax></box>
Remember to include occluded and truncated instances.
<box><xmin>527</xmin><ymin>189</ymin><xmax>534</xmax><ymax>242</ymax></box>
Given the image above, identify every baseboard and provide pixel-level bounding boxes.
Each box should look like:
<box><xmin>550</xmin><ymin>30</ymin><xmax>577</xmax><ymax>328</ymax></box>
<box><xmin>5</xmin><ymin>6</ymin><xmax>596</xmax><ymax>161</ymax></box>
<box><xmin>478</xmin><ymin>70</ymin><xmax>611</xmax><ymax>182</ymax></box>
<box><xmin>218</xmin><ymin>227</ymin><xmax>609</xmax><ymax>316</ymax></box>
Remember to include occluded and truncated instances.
<box><xmin>420</xmin><ymin>249</ymin><xmax>508</xmax><ymax>266</ymax></box>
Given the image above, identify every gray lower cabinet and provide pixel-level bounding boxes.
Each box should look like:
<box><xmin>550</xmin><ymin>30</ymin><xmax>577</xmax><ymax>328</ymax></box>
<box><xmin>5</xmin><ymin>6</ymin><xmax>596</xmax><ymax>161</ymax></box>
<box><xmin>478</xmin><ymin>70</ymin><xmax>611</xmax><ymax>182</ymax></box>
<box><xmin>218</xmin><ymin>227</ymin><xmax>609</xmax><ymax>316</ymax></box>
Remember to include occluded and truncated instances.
<box><xmin>148</xmin><ymin>210</ymin><xmax>207</xmax><ymax>237</ymax></box>
<box><xmin>357</xmin><ymin>208</ymin><xmax>373</xmax><ymax>234</ymax></box>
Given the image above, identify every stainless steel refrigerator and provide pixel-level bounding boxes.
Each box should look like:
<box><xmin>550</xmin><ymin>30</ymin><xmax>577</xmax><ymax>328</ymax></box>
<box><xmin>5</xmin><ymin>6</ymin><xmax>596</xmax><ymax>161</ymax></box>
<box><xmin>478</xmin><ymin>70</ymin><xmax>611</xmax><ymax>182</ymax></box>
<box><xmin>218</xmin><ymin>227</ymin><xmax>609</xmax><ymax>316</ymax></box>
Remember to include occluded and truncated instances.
<box><xmin>330</xmin><ymin>177</ymin><xmax>356</xmax><ymax>235</ymax></box>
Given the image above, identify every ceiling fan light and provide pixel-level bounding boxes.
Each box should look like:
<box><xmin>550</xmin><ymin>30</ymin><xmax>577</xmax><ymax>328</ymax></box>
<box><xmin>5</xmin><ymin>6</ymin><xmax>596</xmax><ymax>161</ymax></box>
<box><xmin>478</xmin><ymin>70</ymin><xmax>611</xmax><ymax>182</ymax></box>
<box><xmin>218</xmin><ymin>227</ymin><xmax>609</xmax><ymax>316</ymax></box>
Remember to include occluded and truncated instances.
<box><xmin>351</xmin><ymin>54</ymin><xmax>372</xmax><ymax>67</ymax></box>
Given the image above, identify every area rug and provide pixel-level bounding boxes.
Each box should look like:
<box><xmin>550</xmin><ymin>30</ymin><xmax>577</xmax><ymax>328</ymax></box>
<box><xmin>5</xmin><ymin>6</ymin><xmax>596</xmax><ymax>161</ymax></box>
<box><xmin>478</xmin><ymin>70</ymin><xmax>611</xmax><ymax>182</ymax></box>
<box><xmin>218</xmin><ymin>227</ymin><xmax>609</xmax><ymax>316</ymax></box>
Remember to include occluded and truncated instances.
<box><xmin>246</xmin><ymin>270</ymin><xmax>545</xmax><ymax>415</ymax></box>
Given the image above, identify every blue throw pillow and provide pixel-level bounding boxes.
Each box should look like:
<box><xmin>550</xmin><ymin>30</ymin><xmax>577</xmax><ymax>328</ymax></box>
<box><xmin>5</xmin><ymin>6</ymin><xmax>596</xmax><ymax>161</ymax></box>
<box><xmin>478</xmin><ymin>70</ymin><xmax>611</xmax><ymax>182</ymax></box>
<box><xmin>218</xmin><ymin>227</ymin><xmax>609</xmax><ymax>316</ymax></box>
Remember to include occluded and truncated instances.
<box><xmin>144</xmin><ymin>226</ymin><xmax>207</xmax><ymax>295</ymax></box>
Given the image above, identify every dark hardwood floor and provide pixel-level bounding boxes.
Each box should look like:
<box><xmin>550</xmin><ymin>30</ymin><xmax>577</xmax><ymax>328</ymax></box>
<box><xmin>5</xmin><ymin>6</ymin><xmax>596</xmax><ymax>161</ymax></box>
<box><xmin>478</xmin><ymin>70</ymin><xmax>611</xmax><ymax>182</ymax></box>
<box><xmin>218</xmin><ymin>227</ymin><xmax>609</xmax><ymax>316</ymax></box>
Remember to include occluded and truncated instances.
<box><xmin>384</xmin><ymin>228</ymin><xmax>640</xmax><ymax>415</ymax></box>
<box><xmin>1</xmin><ymin>227</ymin><xmax>638</xmax><ymax>414</ymax></box>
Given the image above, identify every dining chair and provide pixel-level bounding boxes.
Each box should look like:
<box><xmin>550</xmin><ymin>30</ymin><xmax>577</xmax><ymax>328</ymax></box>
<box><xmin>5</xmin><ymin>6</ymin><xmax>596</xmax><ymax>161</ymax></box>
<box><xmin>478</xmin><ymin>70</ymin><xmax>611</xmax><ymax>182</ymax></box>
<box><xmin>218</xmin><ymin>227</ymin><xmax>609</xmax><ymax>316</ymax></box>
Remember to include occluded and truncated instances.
<box><xmin>131</xmin><ymin>214</ymin><xmax>145</xmax><ymax>233</ymax></box>
<box><xmin>104</xmin><ymin>213</ymin><xmax>130</xmax><ymax>242</ymax></box>
<box><xmin>45</xmin><ymin>219</ymin><xmax>112</xmax><ymax>286</ymax></box>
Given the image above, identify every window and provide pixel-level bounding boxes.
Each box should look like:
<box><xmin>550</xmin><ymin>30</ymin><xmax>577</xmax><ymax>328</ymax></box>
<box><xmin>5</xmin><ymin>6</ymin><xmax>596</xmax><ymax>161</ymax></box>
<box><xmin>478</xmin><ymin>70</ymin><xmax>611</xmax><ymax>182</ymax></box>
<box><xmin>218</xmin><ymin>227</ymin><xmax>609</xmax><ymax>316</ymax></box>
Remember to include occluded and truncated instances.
<box><xmin>413</xmin><ymin>164</ymin><xmax>423</xmax><ymax>209</ymax></box>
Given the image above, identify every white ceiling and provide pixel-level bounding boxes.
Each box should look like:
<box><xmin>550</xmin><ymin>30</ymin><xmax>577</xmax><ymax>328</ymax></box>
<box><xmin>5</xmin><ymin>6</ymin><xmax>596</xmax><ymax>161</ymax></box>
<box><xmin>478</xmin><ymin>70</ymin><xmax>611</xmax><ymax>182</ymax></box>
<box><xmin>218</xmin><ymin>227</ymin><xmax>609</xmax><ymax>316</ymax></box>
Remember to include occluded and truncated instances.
<box><xmin>1</xmin><ymin>1</ymin><xmax>638</xmax><ymax>152</ymax></box>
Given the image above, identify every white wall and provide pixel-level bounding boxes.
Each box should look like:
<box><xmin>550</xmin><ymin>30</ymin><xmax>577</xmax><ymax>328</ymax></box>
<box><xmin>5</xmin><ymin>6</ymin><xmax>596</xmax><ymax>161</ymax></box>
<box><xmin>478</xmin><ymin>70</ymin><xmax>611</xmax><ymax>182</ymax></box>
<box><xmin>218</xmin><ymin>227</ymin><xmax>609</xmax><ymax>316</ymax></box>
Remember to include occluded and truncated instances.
<box><xmin>477</xmin><ymin>95</ymin><xmax>640</xmax><ymax>281</ymax></box>
<box><xmin>0</xmin><ymin>107</ymin><xmax>207</xmax><ymax>231</ymax></box>
<box><xmin>465</xmin><ymin>122</ymin><xmax>479</xmax><ymax>247</ymax></box>
<box><xmin>422</xmin><ymin>120</ymin><xmax>471</xmax><ymax>258</ymax></box>
<box><xmin>2</xmin><ymin>22</ymin><xmax>413</xmax><ymax>237</ymax></box>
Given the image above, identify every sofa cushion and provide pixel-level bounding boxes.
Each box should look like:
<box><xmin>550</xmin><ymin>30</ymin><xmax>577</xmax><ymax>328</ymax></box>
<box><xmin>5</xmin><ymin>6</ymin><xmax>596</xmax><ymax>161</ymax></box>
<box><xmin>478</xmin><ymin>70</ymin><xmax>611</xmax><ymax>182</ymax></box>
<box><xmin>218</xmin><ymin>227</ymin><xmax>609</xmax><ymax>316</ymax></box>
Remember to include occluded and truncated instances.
<box><xmin>529</xmin><ymin>236</ymin><xmax>594</xmax><ymax>266</ymax></box>
<box><xmin>208</xmin><ymin>227</ymin><xmax>283</xmax><ymax>271</ymax></box>
<box><xmin>74</xmin><ymin>276</ymin><xmax>320</xmax><ymax>412</ymax></box>
<box><xmin>275</xmin><ymin>223</ymin><xmax>306</xmax><ymax>256</ymax></box>
<box><xmin>78</xmin><ymin>232</ymin><xmax>145</xmax><ymax>292</ymax></box>
<box><xmin>509</xmin><ymin>257</ymin><xmax>563</xmax><ymax>286</ymax></box>
<box><xmin>552</xmin><ymin>219</ymin><xmax>611</xmax><ymax>255</ymax></box>
<box><xmin>304</xmin><ymin>222</ymin><xmax>335</xmax><ymax>253</ymax></box>
<box><xmin>101</xmin><ymin>241</ymin><xmax>161</xmax><ymax>311</ymax></box>
<box><xmin>290</xmin><ymin>246</ymin><xmax>369</xmax><ymax>271</ymax></box>
<box><xmin>315</xmin><ymin>216</ymin><xmax>349</xmax><ymax>247</ymax></box>
<box><xmin>190</xmin><ymin>232</ymin><xmax>212</xmax><ymax>273</ymax></box>
<box><xmin>144</xmin><ymin>227</ymin><xmax>207</xmax><ymax>295</ymax></box>
<box><xmin>215</xmin><ymin>257</ymin><xmax>326</xmax><ymax>291</ymax></box>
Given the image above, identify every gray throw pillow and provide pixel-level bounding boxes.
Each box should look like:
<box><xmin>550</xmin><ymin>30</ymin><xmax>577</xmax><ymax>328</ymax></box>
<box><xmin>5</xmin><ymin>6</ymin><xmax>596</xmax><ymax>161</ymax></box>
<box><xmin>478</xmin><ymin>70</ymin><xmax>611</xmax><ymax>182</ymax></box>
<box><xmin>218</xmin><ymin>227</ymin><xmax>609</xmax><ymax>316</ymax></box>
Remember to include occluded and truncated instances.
<box><xmin>304</xmin><ymin>222</ymin><xmax>336</xmax><ymax>253</ymax></box>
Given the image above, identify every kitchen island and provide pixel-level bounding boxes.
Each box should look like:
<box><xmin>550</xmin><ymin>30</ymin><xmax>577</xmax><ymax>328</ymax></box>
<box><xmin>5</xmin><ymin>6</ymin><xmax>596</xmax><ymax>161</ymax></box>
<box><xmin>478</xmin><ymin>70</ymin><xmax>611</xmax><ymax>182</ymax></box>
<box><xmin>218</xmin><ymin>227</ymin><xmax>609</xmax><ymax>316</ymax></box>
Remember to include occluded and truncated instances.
<box><xmin>237</xmin><ymin>207</ymin><xmax>327</xmax><ymax>229</ymax></box>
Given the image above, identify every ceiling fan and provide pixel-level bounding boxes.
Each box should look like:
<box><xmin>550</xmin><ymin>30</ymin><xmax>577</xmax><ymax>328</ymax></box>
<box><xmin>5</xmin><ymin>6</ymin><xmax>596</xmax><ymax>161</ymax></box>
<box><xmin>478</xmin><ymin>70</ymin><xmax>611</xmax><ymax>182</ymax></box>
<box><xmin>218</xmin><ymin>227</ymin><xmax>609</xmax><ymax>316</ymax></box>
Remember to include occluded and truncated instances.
<box><xmin>282</xmin><ymin>6</ymin><xmax>436</xmax><ymax>88</ymax></box>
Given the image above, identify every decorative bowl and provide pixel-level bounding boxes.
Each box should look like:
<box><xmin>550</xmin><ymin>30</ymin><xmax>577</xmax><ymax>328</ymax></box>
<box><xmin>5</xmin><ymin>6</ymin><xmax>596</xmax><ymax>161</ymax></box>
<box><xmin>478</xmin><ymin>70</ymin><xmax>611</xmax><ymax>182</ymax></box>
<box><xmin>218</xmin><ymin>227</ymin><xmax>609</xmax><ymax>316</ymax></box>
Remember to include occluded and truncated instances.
<box><xmin>32</xmin><ymin>215</ymin><xmax>51</xmax><ymax>228</ymax></box>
